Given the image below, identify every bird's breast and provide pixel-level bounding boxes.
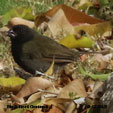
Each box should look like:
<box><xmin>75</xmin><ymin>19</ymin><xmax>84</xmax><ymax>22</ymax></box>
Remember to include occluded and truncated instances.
<box><xmin>11</xmin><ymin>42</ymin><xmax>23</xmax><ymax>62</ymax></box>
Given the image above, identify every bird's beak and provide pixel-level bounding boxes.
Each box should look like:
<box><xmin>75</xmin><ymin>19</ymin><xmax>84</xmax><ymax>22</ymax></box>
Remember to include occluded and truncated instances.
<box><xmin>7</xmin><ymin>29</ymin><xmax>17</xmax><ymax>38</ymax></box>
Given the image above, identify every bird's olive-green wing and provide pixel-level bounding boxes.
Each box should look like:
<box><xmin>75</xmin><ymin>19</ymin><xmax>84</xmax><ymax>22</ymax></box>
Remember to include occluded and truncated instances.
<box><xmin>22</xmin><ymin>35</ymin><xmax>80</xmax><ymax>63</ymax></box>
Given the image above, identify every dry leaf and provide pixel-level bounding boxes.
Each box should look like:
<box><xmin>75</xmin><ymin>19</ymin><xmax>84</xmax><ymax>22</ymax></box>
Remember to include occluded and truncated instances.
<box><xmin>74</xmin><ymin>21</ymin><xmax>112</xmax><ymax>37</ymax></box>
<box><xmin>48</xmin><ymin>9</ymin><xmax>75</xmax><ymax>37</ymax></box>
<box><xmin>11</xmin><ymin>93</ymin><xmax>25</xmax><ymax>104</ymax></box>
<box><xmin>84</xmin><ymin>79</ymin><xmax>95</xmax><ymax>92</ymax></box>
<box><xmin>90</xmin><ymin>81</ymin><xmax>103</xmax><ymax>99</ymax></box>
<box><xmin>45</xmin><ymin>60</ymin><xmax>54</xmax><ymax>75</ymax></box>
<box><xmin>48</xmin><ymin>106</ymin><xmax>63</xmax><ymax>113</ymax></box>
<box><xmin>65</xmin><ymin>102</ymin><xmax>77</xmax><ymax>113</ymax></box>
<box><xmin>58</xmin><ymin>78</ymin><xmax>87</xmax><ymax>98</ymax></box>
<box><xmin>26</xmin><ymin>92</ymin><xmax>42</xmax><ymax>104</ymax></box>
<box><xmin>0</xmin><ymin>63</ymin><xmax>4</xmax><ymax>71</ymax></box>
<box><xmin>93</xmin><ymin>53</ymin><xmax>112</xmax><ymax>71</ymax></box>
<box><xmin>16</xmin><ymin>77</ymin><xmax>52</xmax><ymax>98</ymax></box>
<box><xmin>33</xmin><ymin>109</ymin><xmax>43</xmax><ymax>113</ymax></box>
<box><xmin>0</xmin><ymin>100</ymin><xmax>7</xmax><ymax>113</ymax></box>
<box><xmin>46</xmin><ymin>98</ymin><xmax>72</xmax><ymax>105</ymax></box>
<box><xmin>8</xmin><ymin>17</ymin><xmax>34</xmax><ymax>28</ymax></box>
<box><xmin>45</xmin><ymin>98</ymin><xmax>72</xmax><ymax>111</ymax></box>
<box><xmin>35</xmin><ymin>4</ymin><xmax>103</xmax><ymax>27</ymax></box>
<box><xmin>0</xmin><ymin>26</ymin><xmax>9</xmax><ymax>33</ymax></box>
<box><xmin>21</xmin><ymin>110</ymin><xmax>32</xmax><ymax>113</ymax></box>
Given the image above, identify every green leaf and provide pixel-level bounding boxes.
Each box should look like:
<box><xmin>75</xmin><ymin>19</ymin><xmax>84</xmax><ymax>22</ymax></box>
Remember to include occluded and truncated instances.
<box><xmin>98</xmin><ymin>0</ymin><xmax>109</xmax><ymax>6</ymax></box>
<box><xmin>1</xmin><ymin>7</ymin><xmax>34</xmax><ymax>26</ymax></box>
<box><xmin>78</xmin><ymin>65</ymin><xmax>110</xmax><ymax>81</ymax></box>
<box><xmin>0</xmin><ymin>77</ymin><xmax>25</xmax><ymax>87</ymax></box>
<box><xmin>74</xmin><ymin>21</ymin><xmax>112</xmax><ymax>38</ymax></box>
<box><xmin>59</xmin><ymin>34</ymin><xmax>95</xmax><ymax>48</ymax></box>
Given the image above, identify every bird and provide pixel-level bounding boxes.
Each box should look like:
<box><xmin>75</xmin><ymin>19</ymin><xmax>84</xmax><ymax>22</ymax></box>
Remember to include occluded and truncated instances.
<box><xmin>7</xmin><ymin>24</ymin><xmax>94</xmax><ymax>76</ymax></box>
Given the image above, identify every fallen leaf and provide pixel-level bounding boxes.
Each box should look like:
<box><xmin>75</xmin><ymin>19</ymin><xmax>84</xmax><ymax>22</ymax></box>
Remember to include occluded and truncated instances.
<box><xmin>48</xmin><ymin>106</ymin><xmax>63</xmax><ymax>113</ymax></box>
<box><xmin>26</xmin><ymin>92</ymin><xmax>42</xmax><ymax>104</ymax></box>
<box><xmin>78</xmin><ymin>65</ymin><xmax>110</xmax><ymax>81</ymax></box>
<box><xmin>0</xmin><ymin>100</ymin><xmax>7</xmax><ymax>113</ymax></box>
<box><xmin>65</xmin><ymin>101</ymin><xmax>77</xmax><ymax>113</ymax></box>
<box><xmin>48</xmin><ymin>9</ymin><xmax>75</xmax><ymax>37</ymax></box>
<box><xmin>11</xmin><ymin>100</ymin><xmax>40</xmax><ymax>113</ymax></box>
<box><xmin>84</xmin><ymin>79</ymin><xmax>95</xmax><ymax>92</ymax></box>
<box><xmin>59</xmin><ymin>34</ymin><xmax>95</xmax><ymax>48</ymax></box>
<box><xmin>16</xmin><ymin>77</ymin><xmax>52</xmax><ymax>98</ymax></box>
<box><xmin>80</xmin><ymin>54</ymin><xmax>89</xmax><ymax>62</ymax></box>
<box><xmin>0</xmin><ymin>77</ymin><xmax>25</xmax><ymax>93</ymax></box>
<box><xmin>93</xmin><ymin>53</ymin><xmax>112</xmax><ymax>71</ymax></box>
<box><xmin>58</xmin><ymin>78</ymin><xmax>87</xmax><ymax>98</ymax></box>
<box><xmin>0</xmin><ymin>27</ymin><xmax>9</xmax><ymax>33</ymax></box>
<box><xmin>1</xmin><ymin>7</ymin><xmax>34</xmax><ymax>26</ymax></box>
<box><xmin>77</xmin><ymin>0</ymin><xmax>93</xmax><ymax>11</ymax></box>
<box><xmin>90</xmin><ymin>81</ymin><xmax>103</xmax><ymax>99</ymax></box>
<box><xmin>74</xmin><ymin>21</ymin><xmax>112</xmax><ymax>38</ymax></box>
<box><xmin>33</xmin><ymin>108</ymin><xmax>43</xmax><ymax>113</ymax></box>
<box><xmin>0</xmin><ymin>77</ymin><xmax>25</xmax><ymax>87</ymax></box>
<box><xmin>45</xmin><ymin>60</ymin><xmax>54</xmax><ymax>75</ymax></box>
<box><xmin>35</xmin><ymin>4</ymin><xmax>103</xmax><ymax>27</ymax></box>
<box><xmin>0</xmin><ymin>63</ymin><xmax>4</xmax><ymax>71</ymax></box>
<box><xmin>11</xmin><ymin>94</ymin><xmax>25</xmax><ymax>104</ymax></box>
<box><xmin>8</xmin><ymin>17</ymin><xmax>34</xmax><ymax>28</ymax></box>
<box><xmin>45</xmin><ymin>98</ymin><xmax>72</xmax><ymax>111</ymax></box>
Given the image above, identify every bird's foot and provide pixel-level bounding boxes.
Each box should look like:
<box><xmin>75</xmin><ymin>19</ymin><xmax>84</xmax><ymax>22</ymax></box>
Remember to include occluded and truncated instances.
<box><xmin>35</xmin><ymin>70</ymin><xmax>55</xmax><ymax>80</ymax></box>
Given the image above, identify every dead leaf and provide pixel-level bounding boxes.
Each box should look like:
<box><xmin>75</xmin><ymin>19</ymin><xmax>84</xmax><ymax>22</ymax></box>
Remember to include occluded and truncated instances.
<box><xmin>11</xmin><ymin>93</ymin><xmax>25</xmax><ymax>104</ymax></box>
<box><xmin>84</xmin><ymin>79</ymin><xmax>95</xmax><ymax>92</ymax></box>
<box><xmin>74</xmin><ymin>21</ymin><xmax>112</xmax><ymax>38</ymax></box>
<box><xmin>0</xmin><ymin>26</ymin><xmax>9</xmax><ymax>33</ymax></box>
<box><xmin>33</xmin><ymin>109</ymin><xmax>43</xmax><ymax>113</ymax></box>
<box><xmin>58</xmin><ymin>70</ymin><xmax>72</xmax><ymax>86</ymax></box>
<box><xmin>21</xmin><ymin>110</ymin><xmax>32</xmax><ymax>113</ymax></box>
<box><xmin>48</xmin><ymin>106</ymin><xmax>63</xmax><ymax>113</ymax></box>
<box><xmin>0</xmin><ymin>63</ymin><xmax>4</xmax><ymax>71</ymax></box>
<box><xmin>45</xmin><ymin>98</ymin><xmax>72</xmax><ymax>111</ymax></box>
<box><xmin>35</xmin><ymin>4</ymin><xmax>103</xmax><ymax>27</ymax></box>
<box><xmin>89</xmin><ymin>81</ymin><xmax>103</xmax><ymax>99</ymax></box>
<box><xmin>65</xmin><ymin>102</ymin><xmax>77</xmax><ymax>113</ymax></box>
<box><xmin>26</xmin><ymin>85</ymin><xmax>58</xmax><ymax>104</ymax></box>
<box><xmin>58</xmin><ymin>78</ymin><xmax>87</xmax><ymax>98</ymax></box>
<box><xmin>8</xmin><ymin>17</ymin><xmax>34</xmax><ymax>28</ymax></box>
<box><xmin>26</xmin><ymin>92</ymin><xmax>42</xmax><ymax>104</ymax></box>
<box><xmin>48</xmin><ymin>9</ymin><xmax>75</xmax><ymax>37</ymax></box>
<box><xmin>45</xmin><ymin>60</ymin><xmax>54</xmax><ymax>75</ymax></box>
<box><xmin>0</xmin><ymin>100</ymin><xmax>7</xmax><ymax>113</ymax></box>
<box><xmin>93</xmin><ymin>53</ymin><xmax>112</xmax><ymax>71</ymax></box>
<box><xmin>80</xmin><ymin>54</ymin><xmax>89</xmax><ymax>62</ymax></box>
<box><xmin>16</xmin><ymin>77</ymin><xmax>52</xmax><ymax>98</ymax></box>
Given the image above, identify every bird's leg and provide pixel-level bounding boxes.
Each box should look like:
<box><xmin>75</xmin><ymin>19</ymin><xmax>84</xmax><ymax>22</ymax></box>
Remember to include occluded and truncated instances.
<box><xmin>35</xmin><ymin>70</ymin><xmax>55</xmax><ymax>80</ymax></box>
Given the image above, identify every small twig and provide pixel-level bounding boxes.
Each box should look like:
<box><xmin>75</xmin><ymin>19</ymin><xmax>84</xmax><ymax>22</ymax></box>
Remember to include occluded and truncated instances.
<box><xmin>37</xmin><ymin>89</ymin><xmax>58</xmax><ymax>95</ymax></box>
<box><xmin>104</xmin><ymin>45</ymin><xmax>113</xmax><ymax>51</ymax></box>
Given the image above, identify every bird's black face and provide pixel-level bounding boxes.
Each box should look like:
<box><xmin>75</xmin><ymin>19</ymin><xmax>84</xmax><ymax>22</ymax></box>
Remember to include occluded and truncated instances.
<box><xmin>7</xmin><ymin>25</ymin><xmax>31</xmax><ymax>40</ymax></box>
<box><xmin>7</xmin><ymin>29</ymin><xmax>17</xmax><ymax>38</ymax></box>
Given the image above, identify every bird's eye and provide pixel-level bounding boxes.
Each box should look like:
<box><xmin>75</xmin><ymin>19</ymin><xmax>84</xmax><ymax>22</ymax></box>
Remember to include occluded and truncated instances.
<box><xmin>7</xmin><ymin>29</ymin><xmax>17</xmax><ymax>38</ymax></box>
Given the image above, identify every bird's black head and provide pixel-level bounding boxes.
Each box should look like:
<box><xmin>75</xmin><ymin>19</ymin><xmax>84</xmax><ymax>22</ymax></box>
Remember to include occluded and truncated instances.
<box><xmin>7</xmin><ymin>25</ymin><xmax>35</xmax><ymax>43</ymax></box>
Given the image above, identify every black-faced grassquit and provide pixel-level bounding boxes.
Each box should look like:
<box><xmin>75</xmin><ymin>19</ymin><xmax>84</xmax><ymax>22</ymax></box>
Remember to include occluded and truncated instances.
<box><xmin>7</xmin><ymin>25</ymin><xmax>92</xmax><ymax>75</ymax></box>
